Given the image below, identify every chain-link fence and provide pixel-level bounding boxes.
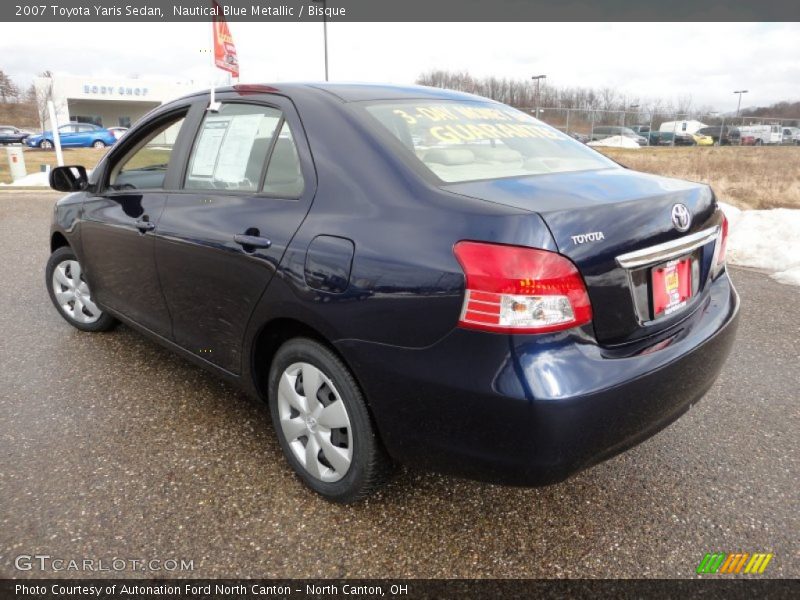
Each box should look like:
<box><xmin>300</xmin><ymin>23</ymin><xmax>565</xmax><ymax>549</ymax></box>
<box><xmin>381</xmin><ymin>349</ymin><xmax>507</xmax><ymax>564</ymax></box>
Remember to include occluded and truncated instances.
<box><xmin>523</xmin><ymin>107</ymin><xmax>800</xmax><ymax>147</ymax></box>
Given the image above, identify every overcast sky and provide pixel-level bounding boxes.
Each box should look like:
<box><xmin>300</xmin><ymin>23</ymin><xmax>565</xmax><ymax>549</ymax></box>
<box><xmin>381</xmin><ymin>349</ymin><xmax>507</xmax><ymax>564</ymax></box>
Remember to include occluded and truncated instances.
<box><xmin>2</xmin><ymin>22</ymin><xmax>798</xmax><ymax>112</ymax></box>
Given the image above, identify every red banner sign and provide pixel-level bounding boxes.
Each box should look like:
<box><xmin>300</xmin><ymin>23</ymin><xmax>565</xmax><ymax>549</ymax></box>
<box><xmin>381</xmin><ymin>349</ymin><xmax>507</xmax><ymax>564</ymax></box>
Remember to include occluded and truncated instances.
<box><xmin>212</xmin><ymin>1</ymin><xmax>239</xmax><ymax>78</ymax></box>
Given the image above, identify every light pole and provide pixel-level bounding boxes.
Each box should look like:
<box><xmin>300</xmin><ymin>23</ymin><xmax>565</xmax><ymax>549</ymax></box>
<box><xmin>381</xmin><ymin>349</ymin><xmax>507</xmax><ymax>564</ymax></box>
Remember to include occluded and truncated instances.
<box><xmin>312</xmin><ymin>0</ymin><xmax>329</xmax><ymax>81</ymax></box>
<box><xmin>624</xmin><ymin>103</ymin><xmax>639</xmax><ymax>129</ymax></box>
<box><xmin>734</xmin><ymin>89</ymin><xmax>748</xmax><ymax>121</ymax></box>
<box><xmin>531</xmin><ymin>74</ymin><xmax>546</xmax><ymax>119</ymax></box>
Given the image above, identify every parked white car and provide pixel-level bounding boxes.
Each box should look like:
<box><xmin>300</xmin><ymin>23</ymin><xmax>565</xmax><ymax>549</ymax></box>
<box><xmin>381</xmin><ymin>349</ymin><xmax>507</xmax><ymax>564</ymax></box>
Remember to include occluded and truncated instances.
<box><xmin>781</xmin><ymin>127</ymin><xmax>800</xmax><ymax>145</ymax></box>
<box><xmin>107</xmin><ymin>127</ymin><xmax>129</xmax><ymax>141</ymax></box>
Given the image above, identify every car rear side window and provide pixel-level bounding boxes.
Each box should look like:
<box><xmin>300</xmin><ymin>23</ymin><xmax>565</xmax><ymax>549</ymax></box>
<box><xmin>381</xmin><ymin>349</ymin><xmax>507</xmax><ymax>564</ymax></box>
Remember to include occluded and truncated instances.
<box><xmin>261</xmin><ymin>121</ymin><xmax>304</xmax><ymax>197</ymax></box>
<box><xmin>185</xmin><ymin>103</ymin><xmax>294</xmax><ymax>193</ymax></box>
<box><xmin>362</xmin><ymin>100</ymin><xmax>616</xmax><ymax>183</ymax></box>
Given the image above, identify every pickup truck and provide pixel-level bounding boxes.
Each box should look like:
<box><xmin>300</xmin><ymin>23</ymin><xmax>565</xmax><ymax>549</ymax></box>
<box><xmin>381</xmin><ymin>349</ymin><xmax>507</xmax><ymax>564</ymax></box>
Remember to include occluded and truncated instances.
<box><xmin>629</xmin><ymin>125</ymin><xmax>674</xmax><ymax>146</ymax></box>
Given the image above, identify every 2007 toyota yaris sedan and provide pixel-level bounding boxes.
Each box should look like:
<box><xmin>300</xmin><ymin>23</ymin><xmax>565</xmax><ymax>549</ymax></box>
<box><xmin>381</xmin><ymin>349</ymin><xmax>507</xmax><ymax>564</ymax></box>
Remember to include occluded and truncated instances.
<box><xmin>45</xmin><ymin>83</ymin><xmax>739</xmax><ymax>503</ymax></box>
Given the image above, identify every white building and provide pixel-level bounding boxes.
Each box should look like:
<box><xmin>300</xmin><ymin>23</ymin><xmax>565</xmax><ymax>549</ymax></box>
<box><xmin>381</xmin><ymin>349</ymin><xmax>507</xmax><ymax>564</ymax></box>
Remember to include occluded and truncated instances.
<box><xmin>34</xmin><ymin>74</ymin><xmax>201</xmax><ymax>130</ymax></box>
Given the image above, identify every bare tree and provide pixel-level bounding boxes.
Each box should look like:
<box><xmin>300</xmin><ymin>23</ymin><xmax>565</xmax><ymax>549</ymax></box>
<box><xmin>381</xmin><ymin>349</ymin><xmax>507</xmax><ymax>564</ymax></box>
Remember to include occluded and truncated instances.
<box><xmin>0</xmin><ymin>70</ymin><xmax>20</xmax><ymax>103</ymax></box>
<box><xmin>675</xmin><ymin>94</ymin><xmax>693</xmax><ymax>116</ymax></box>
<box><xmin>31</xmin><ymin>72</ymin><xmax>64</xmax><ymax>131</ymax></box>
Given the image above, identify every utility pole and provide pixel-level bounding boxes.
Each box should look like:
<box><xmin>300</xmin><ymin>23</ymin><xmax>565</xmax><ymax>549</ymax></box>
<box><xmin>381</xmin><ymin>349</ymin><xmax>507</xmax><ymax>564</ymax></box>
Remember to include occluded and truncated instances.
<box><xmin>531</xmin><ymin>74</ymin><xmax>546</xmax><ymax>119</ymax></box>
<box><xmin>624</xmin><ymin>103</ymin><xmax>639</xmax><ymax>129</ymax></box>
<box><xmin>734</xmin><ymin>89</ymin><xmax>748</xmax><ymax>121</ymax></box>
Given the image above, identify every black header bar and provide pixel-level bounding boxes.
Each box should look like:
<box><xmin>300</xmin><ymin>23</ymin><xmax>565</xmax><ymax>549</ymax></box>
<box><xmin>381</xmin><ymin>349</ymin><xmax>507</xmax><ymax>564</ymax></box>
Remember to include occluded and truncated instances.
<box><xmin>3</xmin><ymin>0</ymin><xmax>800</xmax><ymax>22</ymax></box>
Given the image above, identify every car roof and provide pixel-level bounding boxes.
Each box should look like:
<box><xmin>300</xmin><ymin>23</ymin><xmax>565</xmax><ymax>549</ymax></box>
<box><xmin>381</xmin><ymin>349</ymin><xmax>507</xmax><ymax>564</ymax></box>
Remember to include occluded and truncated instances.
<box><xmin>182</xmin><ymin>82</ymin><xmax>489</xmax><ymax>104</ymax></box>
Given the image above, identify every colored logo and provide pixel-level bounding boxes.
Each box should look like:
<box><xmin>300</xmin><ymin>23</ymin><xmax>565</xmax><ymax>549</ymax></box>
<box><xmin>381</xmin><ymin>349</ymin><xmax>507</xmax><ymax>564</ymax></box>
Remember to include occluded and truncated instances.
<box><xmin>697</xmin><ymin>552</ymin><xmax>773</xmax><ymax>575</ymax></box>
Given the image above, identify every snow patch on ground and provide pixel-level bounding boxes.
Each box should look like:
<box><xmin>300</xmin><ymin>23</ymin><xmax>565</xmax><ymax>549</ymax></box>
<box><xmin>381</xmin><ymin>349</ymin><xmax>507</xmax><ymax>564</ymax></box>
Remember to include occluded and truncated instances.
<box><xmin>587</xmin><ymin>135</ymin><xmax>641</xmax><ymax>149</ymax></box>
<box><xmin>719</xmin><ymin>202</ymin><xmax>800</xmax><ymax>288</ymax></box>
<box><xmin>0</xmin><ymin>171</ymin><xmax>52</xmax><ymax>186</ymax></box>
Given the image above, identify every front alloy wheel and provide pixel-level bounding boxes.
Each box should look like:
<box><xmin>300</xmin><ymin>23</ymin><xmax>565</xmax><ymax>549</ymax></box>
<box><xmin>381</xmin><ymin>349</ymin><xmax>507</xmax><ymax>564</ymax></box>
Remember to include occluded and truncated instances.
<box><xmin>46</xmin><ymin>246</ymin><xmax>116</xmax><ymax>332</ymax></box>
<box><xmin>40</xmin><ymin>139</ymin><xmax>53</xmax><ymax>150</ymax></box>
<box><xmin>268</xmin><ymin>338</ymin><xmax>392</xmax><ymax>503</ymax></box>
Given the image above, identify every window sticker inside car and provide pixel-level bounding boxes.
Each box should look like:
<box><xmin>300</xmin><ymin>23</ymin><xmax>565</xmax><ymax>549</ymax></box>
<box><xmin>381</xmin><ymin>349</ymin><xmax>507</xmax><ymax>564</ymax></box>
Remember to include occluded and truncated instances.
<box><xmin>190</xmin><ymin>119</ymin><xmax>229</xmax><ymax>177</ymax></box>
<box><xmin>392</xmin><ymin>104</ymin><xmax>564</xmax><ymax>142</ymax></box>
<box><xmin>365</xmin><ymin>100</ymin><xmax>615</xmax><ymax>182</ymax></box>
<box><xmin>213</xmin><ymin>114</ymin><xmax>262</xmax><ymax>183</ymax></box>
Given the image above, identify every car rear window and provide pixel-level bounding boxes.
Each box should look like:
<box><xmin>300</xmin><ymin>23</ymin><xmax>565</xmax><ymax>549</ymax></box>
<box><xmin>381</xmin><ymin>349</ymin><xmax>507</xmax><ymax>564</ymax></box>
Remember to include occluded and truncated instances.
<box><xmin>362</xmin><ymin>100</ymin><xmax>616</xmax><ymax>183</ymax></box>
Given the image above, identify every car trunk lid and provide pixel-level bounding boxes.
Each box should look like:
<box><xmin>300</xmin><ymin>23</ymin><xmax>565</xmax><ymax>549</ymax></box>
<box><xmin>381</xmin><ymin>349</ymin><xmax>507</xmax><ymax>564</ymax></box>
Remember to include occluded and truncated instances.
<box><xmin>443</xmin><ymin>168</ymin><xmax>720</xmax><ymax>345</ymax></box>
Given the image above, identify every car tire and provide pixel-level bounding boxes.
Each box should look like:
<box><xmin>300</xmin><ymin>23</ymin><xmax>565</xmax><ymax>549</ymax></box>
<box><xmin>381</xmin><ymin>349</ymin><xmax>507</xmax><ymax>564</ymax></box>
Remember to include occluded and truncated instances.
<box><xmin>92</xmin><ymin>140</ymin><xmax>106</xmax><ymax>149</ymax></box>
<box><xmin>40</xmin><ymin>139</ymin><xmax>53</xmax><ymax>150</ymax></box>
<box><xmin>267</xmin><ymin>337</ymin><xmax>393</xmax><ymax>503</ymax></box>
<box><xmin>46</xmin><ymin>246</ymin><xmax>117</xmax><ymax>332</ymax></box>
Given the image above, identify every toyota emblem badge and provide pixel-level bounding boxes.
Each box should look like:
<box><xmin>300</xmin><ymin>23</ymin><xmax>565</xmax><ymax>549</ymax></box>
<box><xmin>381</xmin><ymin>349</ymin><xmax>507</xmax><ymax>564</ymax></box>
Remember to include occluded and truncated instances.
<box><xmin>671</xmin><ymin>203</ymin><xmax>691</xmax><ymax>232</ymax></box>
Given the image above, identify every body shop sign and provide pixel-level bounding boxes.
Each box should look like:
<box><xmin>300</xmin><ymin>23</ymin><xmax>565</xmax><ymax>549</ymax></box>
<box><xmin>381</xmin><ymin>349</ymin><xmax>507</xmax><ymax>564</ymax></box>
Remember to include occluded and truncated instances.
<box><xmin>83</xmin><ymin>85</ymin><xmax>149</xmax><ymax>97</ymax></box>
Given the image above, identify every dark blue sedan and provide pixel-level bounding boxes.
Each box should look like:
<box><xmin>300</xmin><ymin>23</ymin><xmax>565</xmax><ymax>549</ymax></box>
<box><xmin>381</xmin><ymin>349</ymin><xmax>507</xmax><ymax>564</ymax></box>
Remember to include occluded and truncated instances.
<box><xmin>45</xmin><ymin>83</ymin><xmax>738</xmax><ymax>502</ymax></box>
<box><xmin>27</xmin><ymin>122</ymin><xmax>116</xmax><ymax>149</ymax></box>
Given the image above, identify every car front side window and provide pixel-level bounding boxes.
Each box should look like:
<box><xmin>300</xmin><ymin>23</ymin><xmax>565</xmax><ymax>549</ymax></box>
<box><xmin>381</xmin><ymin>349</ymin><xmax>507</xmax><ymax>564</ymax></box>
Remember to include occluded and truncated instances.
<box><xmin>107</xmin><ymin>115</ymin><xmax>187</xmax><ymax>191</ymax></box>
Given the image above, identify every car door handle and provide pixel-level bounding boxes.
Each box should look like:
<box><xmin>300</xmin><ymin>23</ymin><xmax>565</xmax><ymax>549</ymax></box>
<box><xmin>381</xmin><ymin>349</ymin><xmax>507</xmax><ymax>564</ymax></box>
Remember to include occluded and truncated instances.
<box><xmin>234</xmin><ymin>234</ymin><xmax>272</xmax><ymax>249</ymax></box>
<box><xmin>135</xmin><ymin>219</ymin><xmax>155</xmax><ymax>232</ymax></box>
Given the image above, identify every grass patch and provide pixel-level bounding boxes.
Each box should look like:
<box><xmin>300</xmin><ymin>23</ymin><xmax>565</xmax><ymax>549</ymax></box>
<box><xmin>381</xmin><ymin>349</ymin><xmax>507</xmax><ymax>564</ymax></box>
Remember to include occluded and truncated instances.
<box><xmin>4</xmin><ymin>144</ymin><xmax>798</xmax><ymax>211</ymax></box>
<box><xmin>0</xmin><ymin>146</ymin><xmax>176</xmax><ymax>185</ymax></box>
<box><xmin>0</xmin><ymin>147</ymin><xmax>107</xmax><ymax>184</ymax></box>
<box><xmin>597</xmin><ymin>146</ymin><xmax>800</xmax><ymax>210</ymax></box>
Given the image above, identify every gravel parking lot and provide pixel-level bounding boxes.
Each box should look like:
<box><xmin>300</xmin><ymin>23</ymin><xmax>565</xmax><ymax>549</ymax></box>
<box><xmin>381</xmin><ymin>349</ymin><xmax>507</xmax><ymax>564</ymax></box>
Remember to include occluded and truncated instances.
<box><xmin>1</xmin><ymin>192</ymin><xmax>797</xmax><ymax>579</ymax></box>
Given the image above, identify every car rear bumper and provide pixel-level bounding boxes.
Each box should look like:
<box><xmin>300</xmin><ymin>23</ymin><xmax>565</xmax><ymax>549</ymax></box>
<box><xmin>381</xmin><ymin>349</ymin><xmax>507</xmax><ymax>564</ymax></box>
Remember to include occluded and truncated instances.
<box><xmin>336</xmin><ymin>272</ymin><xmax>739</xmax><ymax>485</ymax></box>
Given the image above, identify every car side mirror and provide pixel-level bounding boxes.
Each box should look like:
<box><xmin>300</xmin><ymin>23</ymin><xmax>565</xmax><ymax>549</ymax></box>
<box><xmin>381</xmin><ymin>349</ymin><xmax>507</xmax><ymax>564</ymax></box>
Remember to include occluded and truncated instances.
<box><xmin>49</xmin><ymin>165</ymin><xmax>88</xmax><ymax>192</ymax></box>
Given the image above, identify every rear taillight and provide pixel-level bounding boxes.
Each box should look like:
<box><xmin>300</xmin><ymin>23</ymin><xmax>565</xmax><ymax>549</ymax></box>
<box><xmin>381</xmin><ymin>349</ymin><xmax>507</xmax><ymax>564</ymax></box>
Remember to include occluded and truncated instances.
<box><xmin>453</xmin><ymin>241</ymin><xmax>592</xmax><ymax>334</ymax></box>
<box><xmin>713</xmin><ymin>213</ymin><xmax>729</xmax><ymax>276</ymax></box>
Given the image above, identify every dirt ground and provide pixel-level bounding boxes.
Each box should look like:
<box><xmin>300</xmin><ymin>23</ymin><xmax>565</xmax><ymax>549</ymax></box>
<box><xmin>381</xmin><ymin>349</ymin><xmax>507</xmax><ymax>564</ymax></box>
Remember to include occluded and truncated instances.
<box><xmin>598</xmin><ymin>146</ymin><xmax>800</xmax><ymax>210</ymax></box>
<box><xmin>3</xmin><ymin>144</ymin><xmax>798</xmax><ymax>211</ymax></box>
<box><xmin>0</xmin><ymin>146</ymin><xmax>107</xmax><ymax>184</ymax></box>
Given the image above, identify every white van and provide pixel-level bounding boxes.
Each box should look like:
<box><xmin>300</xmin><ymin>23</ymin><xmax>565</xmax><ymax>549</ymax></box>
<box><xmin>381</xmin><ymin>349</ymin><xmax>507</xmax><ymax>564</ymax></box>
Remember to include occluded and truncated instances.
<box><xmin>739</xmin><ymin>124</ymin><xmax>783</xmax><ymax>145</ymax></box>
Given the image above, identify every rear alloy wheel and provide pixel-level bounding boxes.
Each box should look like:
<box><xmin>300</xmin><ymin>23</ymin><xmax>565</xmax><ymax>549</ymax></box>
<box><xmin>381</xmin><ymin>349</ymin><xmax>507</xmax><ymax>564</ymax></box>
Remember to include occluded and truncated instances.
<box><xmin>46</xmin><ymin>246</ymin><xmax>116</xmax><ymax>332</ymax></box>
<box><xmin>40</xmin><ymin>139</ymin><xmax>53</xmax><ymax>150</ymax></box>
<box><xmin>92</xmin><ymin>140</ymin><xmax>106</xmax><ymax>149</ymax></box>
<box><xmin>268</xmin><ymin>338</ymin><xmax>392</xmax><ymax>503</ymax></box>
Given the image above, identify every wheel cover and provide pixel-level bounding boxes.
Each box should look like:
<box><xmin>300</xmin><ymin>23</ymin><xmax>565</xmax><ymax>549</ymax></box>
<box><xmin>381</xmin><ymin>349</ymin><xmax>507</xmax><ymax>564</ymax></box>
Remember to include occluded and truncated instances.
<box><xmin>51</xmin><ymin>259</ymin><xmax>102</xmax><ymax>324</ymax></box>
<box><xmin>277</xmin><ymin>362</ymin><xmax>354</xmax><ymax>482</ymax></box>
